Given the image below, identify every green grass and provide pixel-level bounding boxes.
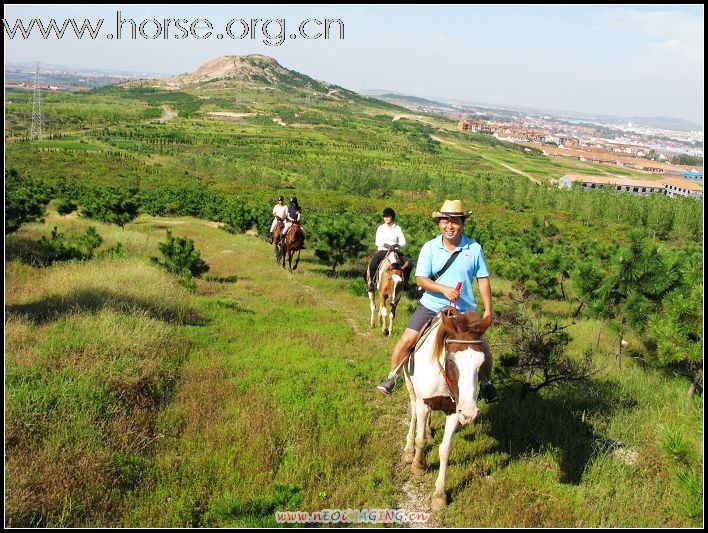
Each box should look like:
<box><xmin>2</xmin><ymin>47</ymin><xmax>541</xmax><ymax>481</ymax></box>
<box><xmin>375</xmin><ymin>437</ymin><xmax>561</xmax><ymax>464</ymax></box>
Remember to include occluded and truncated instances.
<box><xmin>5</xmin><ymin>210</ymin><xmax>702</xmax><ymax>527</ymax></box>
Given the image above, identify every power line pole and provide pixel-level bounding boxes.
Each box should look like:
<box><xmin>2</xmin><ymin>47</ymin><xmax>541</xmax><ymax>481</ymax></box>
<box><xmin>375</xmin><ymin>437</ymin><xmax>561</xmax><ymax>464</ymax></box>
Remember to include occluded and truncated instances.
<box><xmin>31</xmin><ymin>62</ymin><xmax>45</xmax><ymax>140</ymax></box>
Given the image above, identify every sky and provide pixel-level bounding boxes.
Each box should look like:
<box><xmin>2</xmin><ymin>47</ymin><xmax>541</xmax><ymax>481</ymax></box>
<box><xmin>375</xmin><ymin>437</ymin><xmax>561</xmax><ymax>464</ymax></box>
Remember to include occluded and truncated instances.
<box><xmin>4</xmin><ymin>5</ymin><xmax>704</xmax><ymax>124</ymax></box>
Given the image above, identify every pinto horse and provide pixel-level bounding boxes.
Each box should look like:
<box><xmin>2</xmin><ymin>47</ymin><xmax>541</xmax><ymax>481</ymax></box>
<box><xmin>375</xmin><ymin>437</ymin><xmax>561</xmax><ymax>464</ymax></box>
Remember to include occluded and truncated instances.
<box><xmin>365</xmin><ymin>250</ymin><xmax>409</xmax><ymax>336</ymax></box>
<box><xmin>282</xmin><ymin>223</ymin><xmax>304</xmax><ymax>272</ymax></box>
<box><xmin>402</xmin><ymin>307</ymin><xmax>487</xmax><ymax>510</ymax></box>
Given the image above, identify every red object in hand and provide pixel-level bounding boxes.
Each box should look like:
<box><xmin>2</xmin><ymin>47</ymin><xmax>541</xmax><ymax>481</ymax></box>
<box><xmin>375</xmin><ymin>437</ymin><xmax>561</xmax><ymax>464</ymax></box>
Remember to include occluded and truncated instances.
<box><xmin>452</xmin><ymin>281</ymin><xmax>462</xmax><ymax>309</ymax></box>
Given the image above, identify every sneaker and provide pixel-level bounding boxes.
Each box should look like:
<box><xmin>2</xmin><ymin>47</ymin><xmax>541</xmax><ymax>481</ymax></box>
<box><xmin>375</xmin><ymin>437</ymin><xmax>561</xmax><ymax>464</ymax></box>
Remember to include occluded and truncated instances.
<box><xmin>479</xmin><ymin>382</ymin><xmax>500</xmax><ymax>404</ymax></box>
<box><xmin>377</xmin><ymin>375</ymin><xmax>397</xmax><ymax>395</ymax></box>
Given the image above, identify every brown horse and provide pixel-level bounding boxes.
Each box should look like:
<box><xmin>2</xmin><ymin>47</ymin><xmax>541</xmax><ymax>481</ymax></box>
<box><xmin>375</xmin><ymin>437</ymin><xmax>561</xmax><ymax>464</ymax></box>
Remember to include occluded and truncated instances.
<box><xmin>282</xmin><ymin>223</ymin><xmax>304</xmax><ymax>271</ymax></box>
<box><xmin>273</xmin><ymin>217</ymin><xmax>285</xmax><ymax>263</ymax></box>
<box><xmin>366</xmin><ymin>250</ymin><xmax>410</xmax><ymax>336</ymax></box>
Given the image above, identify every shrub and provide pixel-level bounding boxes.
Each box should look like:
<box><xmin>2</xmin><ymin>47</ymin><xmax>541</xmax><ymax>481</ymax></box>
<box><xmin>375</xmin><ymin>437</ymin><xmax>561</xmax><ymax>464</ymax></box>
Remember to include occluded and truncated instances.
<box><xmin>30</xmin><ymin>226</ymin><xmax>104</xmax><ymax>266</ymax></box>
<box><xmin>56</xmin><ymin>198</ymin><xmax>78</xmax><ymax>215</ymax></box>
<box><xmin>82</xmin><ymin>186</ymin><xmax>140</xmax><ymax>227</ymax></box>
<box><xmin>5</xmin><ymin>168</ymin><xmax>51</xmax><ymax>234</ymax></box>
<box><xmin>150</xmin><ymin>230</ymin><xmax>209</xmax><ymax>290</ymax></box>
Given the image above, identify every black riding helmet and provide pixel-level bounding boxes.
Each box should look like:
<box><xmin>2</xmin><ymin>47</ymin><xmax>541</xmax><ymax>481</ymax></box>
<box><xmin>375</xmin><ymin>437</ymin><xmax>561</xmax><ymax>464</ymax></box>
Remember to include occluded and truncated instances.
<box><xmin>278</xmin><ymin>195</ymin><xmax>284</xmax><ymax>201</ymax></box>
<box><xmin>290</xmin><ymin>196</ymin><xmax>299</xmax><ymax>206</ymax></box>
<box><xmin>382</xmin><ymin>207</ymin><xmax>395</xmax><ymax>220</ymax></box>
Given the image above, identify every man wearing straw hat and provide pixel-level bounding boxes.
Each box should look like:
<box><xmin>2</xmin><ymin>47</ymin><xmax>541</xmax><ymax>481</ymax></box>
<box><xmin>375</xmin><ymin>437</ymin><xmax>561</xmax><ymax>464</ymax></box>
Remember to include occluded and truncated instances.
<box><xmin>377</xmin><ymin>199</ymin><xmax>499</xmax><ymax>403</ymax></box>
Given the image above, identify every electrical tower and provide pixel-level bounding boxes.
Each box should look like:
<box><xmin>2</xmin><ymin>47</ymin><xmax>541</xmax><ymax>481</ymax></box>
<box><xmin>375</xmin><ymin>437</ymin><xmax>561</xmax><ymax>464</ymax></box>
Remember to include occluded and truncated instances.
<box><xmin>305</xmin><ymin>83</ymin><xmax>311</xmax><ymax>105</ymax></box>
<box><xmin>30</xmin><ymin>62</ymin><xmax>44</xmax><ymax>140</ymax></box>
<box><xmin>237</xmin><ymin>72</ymin><xmax>243</xmax><ymax>110</ymax></box>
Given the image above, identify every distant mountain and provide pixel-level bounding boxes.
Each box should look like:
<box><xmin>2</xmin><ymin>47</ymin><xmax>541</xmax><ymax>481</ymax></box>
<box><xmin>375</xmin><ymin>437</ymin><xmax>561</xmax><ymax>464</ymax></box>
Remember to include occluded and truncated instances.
<box><xmin>608</xmin><ymin>116</ymin><xmax>702</xmax><ymax>132</ymax></box>
<box><xmin>121</xmin><ymin>55</ymin><xmax>365</xmax><ymax>104</ymax></box>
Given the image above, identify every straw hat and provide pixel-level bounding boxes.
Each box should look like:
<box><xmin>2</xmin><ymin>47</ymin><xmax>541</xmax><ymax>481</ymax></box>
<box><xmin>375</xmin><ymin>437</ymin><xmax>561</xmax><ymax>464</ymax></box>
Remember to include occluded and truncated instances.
<box><xmin>431</xmin><ymin>199</ymin><xmax>472</xmax><ymax>220</ymax></box>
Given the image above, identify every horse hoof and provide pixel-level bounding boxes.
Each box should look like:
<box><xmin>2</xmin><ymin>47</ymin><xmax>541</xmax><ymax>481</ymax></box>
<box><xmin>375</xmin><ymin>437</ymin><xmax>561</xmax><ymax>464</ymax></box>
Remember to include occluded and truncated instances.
<box><xmin>412</xmin><ymin>462</ymin><xmax>426</xmax><ymax>476</ymax></box>
<box><xmin>402</xmin><ymin>451</ymin><xmax>414</xmax><ymax>464</ymax></box>
<box><xmin>431</xmin><ymin>494</ymin><xmax>447</xmax><ymax>511</ymax></box>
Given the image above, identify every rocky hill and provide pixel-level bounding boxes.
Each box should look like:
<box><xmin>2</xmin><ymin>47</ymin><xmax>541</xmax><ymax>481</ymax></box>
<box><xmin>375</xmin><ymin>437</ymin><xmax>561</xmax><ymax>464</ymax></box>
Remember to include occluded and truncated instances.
<box><xmin>122</xmin><ymin>54</ymin><xmax>360</xmax><ymax>101</ymax></box>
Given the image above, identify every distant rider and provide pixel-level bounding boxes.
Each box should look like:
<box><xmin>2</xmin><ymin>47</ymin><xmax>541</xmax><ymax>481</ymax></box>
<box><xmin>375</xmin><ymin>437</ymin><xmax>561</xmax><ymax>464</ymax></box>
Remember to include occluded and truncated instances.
<box><xmin>282</xmin><ymin>196</ymin><xmax>305</xmax><ymax>246</ymax></box>
<box><xmin>269</xmin><ymin>195</ymin><xmax>288</xmax><ymax>243</ymax></box>
<box><xmin>367</xmin><ymin>207</ymin><xmax>408</xmax><ymax>291</ymax></box>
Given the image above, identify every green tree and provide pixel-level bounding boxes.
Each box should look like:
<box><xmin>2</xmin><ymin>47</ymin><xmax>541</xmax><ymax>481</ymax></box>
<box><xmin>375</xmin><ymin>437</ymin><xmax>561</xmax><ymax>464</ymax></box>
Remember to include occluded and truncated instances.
<box><xmin>5</xmin><ymin>168</ymin><xmax>51</xmax><ymax>234</ymax></box>
<box><xmin>312</xmin><ymin>215</ymin><xmax>369</xmax><ymax>273</ymax></box>
<box><xmin>647</xmin><ymin>285</ymin><xmax>702</xmax><ymax>397</ymax></box>
<box><xmin>592</xmin><ymin>230</ymin><xmax>680</xmax><ymax>369</ymax></box>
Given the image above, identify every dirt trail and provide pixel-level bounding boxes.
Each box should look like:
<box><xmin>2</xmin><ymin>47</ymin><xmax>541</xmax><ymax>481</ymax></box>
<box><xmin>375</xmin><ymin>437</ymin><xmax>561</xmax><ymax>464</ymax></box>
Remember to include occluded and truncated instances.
<box><xmin>153</xmin><ymin>105</ymin><xmax>178</xmax><ymax>124</ymax></box>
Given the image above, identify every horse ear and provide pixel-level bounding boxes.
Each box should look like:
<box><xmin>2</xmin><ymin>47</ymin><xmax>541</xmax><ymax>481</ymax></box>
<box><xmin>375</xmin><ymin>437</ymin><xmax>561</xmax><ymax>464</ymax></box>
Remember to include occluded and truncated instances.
<box><xmin>440</xmin><ymin>311</ymin><xmax>452</xmax><ymax>329</ymax></box>
<box><xmin>466</xmin><ymin>311</ymin><xmax>484</xmax><ymax>335</ymax></box>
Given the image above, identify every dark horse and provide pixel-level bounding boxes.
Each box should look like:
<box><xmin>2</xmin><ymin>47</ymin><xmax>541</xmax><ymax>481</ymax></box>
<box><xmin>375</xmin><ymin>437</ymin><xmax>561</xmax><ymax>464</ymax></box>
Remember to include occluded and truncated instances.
<box><xmin>273</xmin><ymin>217</ymin><xmax>285</xmax><ymax>263</ymax></box>
<box><xmin>282</xmin><ymin>223</ymin><xmax>304</xmax><ymax>271</ymax></box>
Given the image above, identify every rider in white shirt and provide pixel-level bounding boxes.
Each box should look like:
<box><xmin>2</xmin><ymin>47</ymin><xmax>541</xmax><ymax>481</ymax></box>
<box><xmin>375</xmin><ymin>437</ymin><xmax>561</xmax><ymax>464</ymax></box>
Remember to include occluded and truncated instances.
<box><xmin>269</xmin><ymin>196</ymin><xmax>288</xmax><ymax>243</ymax></box>
<box><xmin>367</xmin><ymin>207</ymin><xmax>407</xmax><ymax>291</ymax></box>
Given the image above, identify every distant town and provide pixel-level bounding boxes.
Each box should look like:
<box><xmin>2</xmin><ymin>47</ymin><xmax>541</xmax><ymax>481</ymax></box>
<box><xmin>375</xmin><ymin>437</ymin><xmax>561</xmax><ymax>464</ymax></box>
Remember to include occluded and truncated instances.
<box><xmin>370</xmin><ymin>92</ymin><xmax>703</xmax><ymax>199</ymax></box>
<box><xmin>5</xmin><ymin>62</ymin><xmax>164</xmax><ymax>91</ymax></box>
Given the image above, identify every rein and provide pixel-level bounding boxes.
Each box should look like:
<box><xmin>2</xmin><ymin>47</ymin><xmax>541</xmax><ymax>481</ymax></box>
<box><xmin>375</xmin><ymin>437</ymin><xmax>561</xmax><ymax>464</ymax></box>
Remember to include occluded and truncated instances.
<box><xmin>436</xmin><ymin>355</ymin><xmax>457</xmax><ymax>404</ymax></box>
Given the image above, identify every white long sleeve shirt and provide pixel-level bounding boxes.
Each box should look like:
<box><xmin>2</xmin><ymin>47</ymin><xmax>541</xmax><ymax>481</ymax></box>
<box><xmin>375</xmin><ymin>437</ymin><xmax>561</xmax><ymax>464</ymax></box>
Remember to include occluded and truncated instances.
<box><xmin>375</xmin><ymin>223</ymin><xmax>406</xmax><ymax>251</ymax></box>
<box><xmin>273</xmin><ymin>204</ymin><xmax>288</xmax><ymax>219</ymax></box>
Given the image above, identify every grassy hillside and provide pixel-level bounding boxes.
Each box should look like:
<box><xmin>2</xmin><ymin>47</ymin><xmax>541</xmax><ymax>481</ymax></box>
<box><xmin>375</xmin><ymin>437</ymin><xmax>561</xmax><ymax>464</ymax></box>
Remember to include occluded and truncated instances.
<box><xmin>5</xmin><ymin>210</ymin><xmax>702</xmax><ymax>527</ymax></box>
<box><xmin>4</xmin><ymin>56</ymin><xmax>703</xmax><ymax>527</ymax></box>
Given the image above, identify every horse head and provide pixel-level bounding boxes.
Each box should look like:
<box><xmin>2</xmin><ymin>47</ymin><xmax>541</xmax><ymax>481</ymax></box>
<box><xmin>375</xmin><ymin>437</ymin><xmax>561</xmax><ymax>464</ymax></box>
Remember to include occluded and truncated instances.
<box><xmin>433</xmin><ymin>307</ymin><xmax>486</xmax><ymax>425</ymax></box>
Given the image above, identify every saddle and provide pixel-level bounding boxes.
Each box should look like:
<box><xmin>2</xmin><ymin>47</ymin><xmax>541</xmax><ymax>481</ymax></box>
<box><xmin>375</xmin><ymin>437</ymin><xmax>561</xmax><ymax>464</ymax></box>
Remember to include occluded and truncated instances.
<box><xmin>371</xmin><ymin>250</ymin><xmax>402</xmax><ymax>288</ymax></box>
<box><xmin>405</xmin><ymin>311</ymin><xmax>459</xmax><ymax>415</ymax></box>
<box><xmin>404</xmin><ymin>312</ymin><xmax>442</xmax><ymax>377</ymax></box>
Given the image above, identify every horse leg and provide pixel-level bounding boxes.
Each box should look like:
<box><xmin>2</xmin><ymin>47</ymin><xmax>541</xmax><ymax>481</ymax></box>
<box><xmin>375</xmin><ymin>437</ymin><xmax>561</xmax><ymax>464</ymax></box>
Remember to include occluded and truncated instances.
<box><xmin>368</xmin><ymin>290</ymin><xmax>376</xmax><ymax>328</ymax></box>
<box><xmin>412</xmin><ymin>400</ymin><xmax>429</xmax><ymax>476</ymax></box>
<box><xmin>379</xmin><ymin>292</ymin><xmax>388</xmax><ymax>336</ymax></box>
<box><xmin>402</xmin><ymin>374</ymin><xmax>416</xmax><ymax>464</ymax></box>
<box><xmin>388</xmin><ymin>304</ymin><xmax>395</xmax><ymax>337</ymax></box>
<box><xmin>431</xmin><ymin>413</ymin><xmax>459</xmax><ymax>510</ymax></box>
<box><xmin>293</xmin><ymin>249</ymin><xmax>301</xmax><ymax>271</ymax></box>
<box><xmin>425</xmin><ymin>410</ymin><xmax>434</xmax><ymax>444</ymax></box>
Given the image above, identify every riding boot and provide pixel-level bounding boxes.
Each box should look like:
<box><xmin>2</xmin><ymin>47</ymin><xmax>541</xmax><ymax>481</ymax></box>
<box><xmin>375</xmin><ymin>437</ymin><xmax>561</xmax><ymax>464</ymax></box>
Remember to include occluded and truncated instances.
<box><xmin>377</xmin><ymin>373</ymin><xmax>398</xmax><ymax>395</ymax></box>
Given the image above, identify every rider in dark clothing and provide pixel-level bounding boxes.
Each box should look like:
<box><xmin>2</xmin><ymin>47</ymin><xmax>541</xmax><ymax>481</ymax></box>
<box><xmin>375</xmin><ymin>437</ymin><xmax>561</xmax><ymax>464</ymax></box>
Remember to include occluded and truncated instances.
<box><xmin>283</xmin><ymin>197</ymin><xmax>305</xmax><ymax>245</ymax></box>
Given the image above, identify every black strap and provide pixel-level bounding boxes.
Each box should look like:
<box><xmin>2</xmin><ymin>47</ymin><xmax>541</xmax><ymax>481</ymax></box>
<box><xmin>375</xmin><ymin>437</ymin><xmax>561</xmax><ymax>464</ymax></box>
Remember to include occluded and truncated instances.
<box><xmin>431</xmin><ymin>250</ymin><xmax>462</xmax><ymax>281</ymax></box>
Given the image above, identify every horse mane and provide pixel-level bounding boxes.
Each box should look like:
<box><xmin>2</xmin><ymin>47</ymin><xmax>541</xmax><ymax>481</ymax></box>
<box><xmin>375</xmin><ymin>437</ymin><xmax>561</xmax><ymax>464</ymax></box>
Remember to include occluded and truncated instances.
<box><xmin>431</xmin><ymin>322</ymin><xmax>449</xmax><ymax>363</ymax></box>
<box><xmin>431</xmin><ymin>311</ymin><xmax>484</xmax><ymax>363</ymax></box>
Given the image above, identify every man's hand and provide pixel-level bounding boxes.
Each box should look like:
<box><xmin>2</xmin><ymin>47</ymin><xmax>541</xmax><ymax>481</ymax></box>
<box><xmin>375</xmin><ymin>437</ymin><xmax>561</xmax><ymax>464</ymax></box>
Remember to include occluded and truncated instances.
<box><xmin>440</xmin><ymin>285</ymin><xmax>461</xmax><ymax>302</ymax></box>
<box><xmin>480</xmin><ymin>313</ymin><xmax>492</xmax><ymax>333</ymax></box>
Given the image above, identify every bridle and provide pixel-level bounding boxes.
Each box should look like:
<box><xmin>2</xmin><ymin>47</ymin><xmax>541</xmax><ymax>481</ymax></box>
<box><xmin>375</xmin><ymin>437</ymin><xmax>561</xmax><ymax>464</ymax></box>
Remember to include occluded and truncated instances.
<box><xmin>436</xmin><ymin>307</ymin><xmax>484</xmax><ymax>404</ymax></box>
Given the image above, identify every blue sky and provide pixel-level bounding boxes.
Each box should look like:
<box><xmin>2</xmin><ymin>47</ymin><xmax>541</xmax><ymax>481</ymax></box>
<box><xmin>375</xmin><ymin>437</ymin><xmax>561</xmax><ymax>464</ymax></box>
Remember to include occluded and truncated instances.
<box><xmin>4</xmin><ymin>5</ymin><xmax>704</xmax><ymax>124</ymax></box>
